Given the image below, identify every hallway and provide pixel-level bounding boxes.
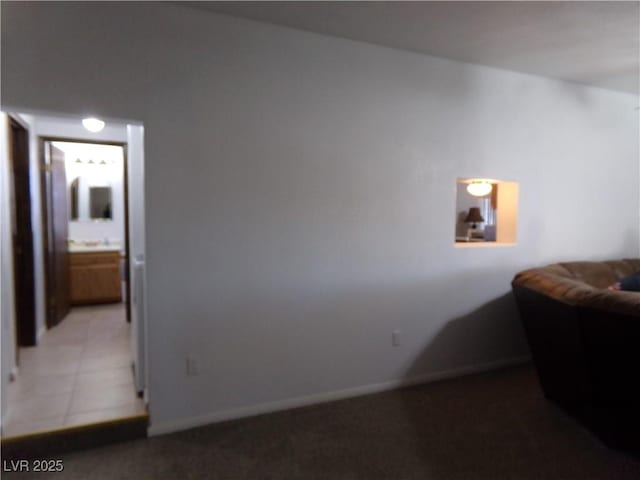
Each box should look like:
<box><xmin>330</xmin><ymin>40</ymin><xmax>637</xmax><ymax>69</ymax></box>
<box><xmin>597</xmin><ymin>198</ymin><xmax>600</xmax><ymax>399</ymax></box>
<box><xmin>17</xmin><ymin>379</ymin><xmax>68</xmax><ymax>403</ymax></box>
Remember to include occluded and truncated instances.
<box><xmin>3</xmin><ymin>304</ymin><xmax>145</xmax><ymax>438</ymax></box>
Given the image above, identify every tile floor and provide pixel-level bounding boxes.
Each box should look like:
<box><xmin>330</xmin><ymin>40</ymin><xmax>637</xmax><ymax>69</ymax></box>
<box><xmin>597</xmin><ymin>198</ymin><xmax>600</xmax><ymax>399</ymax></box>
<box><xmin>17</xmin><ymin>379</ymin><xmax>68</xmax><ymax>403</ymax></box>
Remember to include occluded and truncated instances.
<box><xmin>2</xmin><ymin>304</ymin><xmax>146</xmax><ymax>438</ymax></box>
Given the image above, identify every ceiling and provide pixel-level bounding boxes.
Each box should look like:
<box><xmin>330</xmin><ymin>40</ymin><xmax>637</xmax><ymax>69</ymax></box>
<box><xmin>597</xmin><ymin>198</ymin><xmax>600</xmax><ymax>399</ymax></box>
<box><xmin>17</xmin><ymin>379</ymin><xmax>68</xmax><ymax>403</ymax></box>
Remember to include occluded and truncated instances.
<box><xmin>187</xmin><ymin>1</ymin><xmax>639</xmax><ymax>94</ymax></box>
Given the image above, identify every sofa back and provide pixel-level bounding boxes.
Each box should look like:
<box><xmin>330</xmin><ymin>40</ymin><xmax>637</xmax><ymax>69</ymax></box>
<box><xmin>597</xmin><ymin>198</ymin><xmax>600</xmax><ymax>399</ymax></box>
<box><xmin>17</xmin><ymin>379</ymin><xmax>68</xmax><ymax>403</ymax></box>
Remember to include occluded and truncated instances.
<box><xmin>559</xmin><ymin>260</ymin><xmax>640</xmax><ymax>289</ymax></box>
<box><xmin>512</xmin><ymin>259</ymin><xmax>640</xmax><ymax>314</ymax></box>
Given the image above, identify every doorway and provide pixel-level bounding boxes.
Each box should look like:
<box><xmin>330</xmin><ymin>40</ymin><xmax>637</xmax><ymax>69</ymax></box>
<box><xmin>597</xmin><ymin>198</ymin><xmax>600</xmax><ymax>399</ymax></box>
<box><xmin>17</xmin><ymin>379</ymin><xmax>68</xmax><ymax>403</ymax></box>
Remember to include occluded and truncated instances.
<box><xmin>40</xmin><ymin>138</ymin><xmax>131</xmax><ymax>327</ymax></box>
<box><xmin>1</xmin><ymin>113</ymin><xmax>148</xmax><ymax>439</ymax></box>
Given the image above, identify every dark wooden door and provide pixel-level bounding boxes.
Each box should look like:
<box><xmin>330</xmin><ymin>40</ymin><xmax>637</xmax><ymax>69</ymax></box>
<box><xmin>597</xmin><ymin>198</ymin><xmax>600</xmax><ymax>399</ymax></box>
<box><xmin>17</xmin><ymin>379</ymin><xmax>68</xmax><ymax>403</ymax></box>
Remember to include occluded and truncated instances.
<box><xmin>43</xmin><ymin>142</ymin><xmax>70</xmax><ymax>327</ymax></box>
<box><xmin>9</xmin><ymin>117</ymin><xmax>36</xmax><ymax>347</ymax></box>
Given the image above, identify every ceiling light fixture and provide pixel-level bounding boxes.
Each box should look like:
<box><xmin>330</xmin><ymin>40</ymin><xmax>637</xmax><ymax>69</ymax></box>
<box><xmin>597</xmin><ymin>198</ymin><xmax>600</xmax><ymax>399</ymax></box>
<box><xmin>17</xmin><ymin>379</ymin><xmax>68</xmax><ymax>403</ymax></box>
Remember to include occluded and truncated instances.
<box><xmin>466</xmin><ymin>180</ymin><xmax>493</xmax><ymax>197</ymax></box>
<box><xmin>82</xmin><ymin>117</ymin><xmax>105</xmax><ymax>132</ymax></box>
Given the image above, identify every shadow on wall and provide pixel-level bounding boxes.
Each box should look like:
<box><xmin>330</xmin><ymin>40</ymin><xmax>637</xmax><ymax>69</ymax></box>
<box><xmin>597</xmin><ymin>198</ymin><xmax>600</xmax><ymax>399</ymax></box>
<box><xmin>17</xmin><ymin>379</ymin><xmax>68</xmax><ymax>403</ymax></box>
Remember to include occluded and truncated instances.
<box><xmin>402</xmin><ymin>293</ymin><xmax>529</xmax><ymax>381</ymax></box>
<box><xmin>622</xmin><ymin>228</ymin><xmax>640</xmax><ymax>258</ymax></box>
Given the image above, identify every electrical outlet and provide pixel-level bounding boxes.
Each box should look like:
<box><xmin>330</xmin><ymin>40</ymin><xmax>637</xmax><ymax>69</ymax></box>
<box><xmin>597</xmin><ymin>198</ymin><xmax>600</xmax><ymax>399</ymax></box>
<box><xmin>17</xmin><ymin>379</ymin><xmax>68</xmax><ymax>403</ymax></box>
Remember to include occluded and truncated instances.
<box><xmin>186</xmin><ymin>355</ymin><xmax>199</xmax><ymax>376</ymax></box>
<box><xmin>392</xmin><ymin>330</ymin><xmax>401</xmax><ymax>347</ymax></box>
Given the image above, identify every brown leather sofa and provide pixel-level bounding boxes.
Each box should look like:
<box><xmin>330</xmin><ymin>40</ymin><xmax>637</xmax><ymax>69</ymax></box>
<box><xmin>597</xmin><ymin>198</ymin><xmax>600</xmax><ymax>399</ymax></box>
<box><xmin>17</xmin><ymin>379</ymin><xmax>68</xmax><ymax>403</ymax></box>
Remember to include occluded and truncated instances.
<box><xmin>512</xmin><ymin>259</ymin><xmax>640</xmax><ymax>453</ymax></box>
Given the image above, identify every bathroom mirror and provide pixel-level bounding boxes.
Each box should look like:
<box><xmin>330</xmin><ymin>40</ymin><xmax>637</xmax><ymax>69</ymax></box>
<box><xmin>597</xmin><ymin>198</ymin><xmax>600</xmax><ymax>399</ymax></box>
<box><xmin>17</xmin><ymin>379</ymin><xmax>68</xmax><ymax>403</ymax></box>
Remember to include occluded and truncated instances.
<box><xmin>68</xmin><ymin>175</ymin><xmax>113</xmax><ymax>222</ymax></box>
<box><xmin>89</xmin><ymin>186</ymin><xmax>113</xmax><ymax>220</ymax></box>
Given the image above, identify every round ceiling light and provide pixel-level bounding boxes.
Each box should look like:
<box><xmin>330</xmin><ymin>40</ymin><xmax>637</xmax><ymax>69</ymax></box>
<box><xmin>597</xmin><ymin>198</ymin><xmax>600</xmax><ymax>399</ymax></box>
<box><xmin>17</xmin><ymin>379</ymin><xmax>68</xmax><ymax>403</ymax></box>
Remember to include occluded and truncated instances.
<box><xmin>466</xmin><ymin>180</ymin><xmax>493</xmax><ymax>197</ymax></box>
<box><xmin>82</xmin><ymin>117</ymin><xmax>105</xmax><ymax>133</ymax></box>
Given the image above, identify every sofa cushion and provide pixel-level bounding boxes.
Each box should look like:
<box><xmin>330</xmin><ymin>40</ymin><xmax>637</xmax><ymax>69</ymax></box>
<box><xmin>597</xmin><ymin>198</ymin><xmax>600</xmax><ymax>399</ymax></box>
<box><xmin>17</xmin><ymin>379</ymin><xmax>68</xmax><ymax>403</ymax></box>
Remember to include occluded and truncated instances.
<box><xmin>559</xmin><ymin>261</ymin><xmax>632</xmax><ymax>289</ymax></box>
<box><xmin>581</xmin><ymin>289</ymin><xmax>640</xmax><ymax>316</ymax></box>
<box><xmin>609</xmin><ymin>259</ymin><xmax>640</xmax><ymax>279</ymax></box>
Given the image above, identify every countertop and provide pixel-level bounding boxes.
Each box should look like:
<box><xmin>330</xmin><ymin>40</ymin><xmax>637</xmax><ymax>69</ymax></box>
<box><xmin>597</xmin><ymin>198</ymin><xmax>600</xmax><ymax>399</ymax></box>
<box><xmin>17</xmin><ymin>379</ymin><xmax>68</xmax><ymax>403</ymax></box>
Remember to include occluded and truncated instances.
<box><xmin>68</xmin><ymin>244</ymin><xmax>122</xmax><ymax>253</ymax></box>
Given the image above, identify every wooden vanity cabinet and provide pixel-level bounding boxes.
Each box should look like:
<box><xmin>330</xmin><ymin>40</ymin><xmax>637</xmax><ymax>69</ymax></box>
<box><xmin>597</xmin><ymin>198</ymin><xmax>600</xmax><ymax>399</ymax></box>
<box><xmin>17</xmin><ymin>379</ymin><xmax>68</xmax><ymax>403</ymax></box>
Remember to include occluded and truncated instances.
<box><xmin>70</xmin><ymin>251</ymin><xmax>122</xmax><ymax>305</ymax></box>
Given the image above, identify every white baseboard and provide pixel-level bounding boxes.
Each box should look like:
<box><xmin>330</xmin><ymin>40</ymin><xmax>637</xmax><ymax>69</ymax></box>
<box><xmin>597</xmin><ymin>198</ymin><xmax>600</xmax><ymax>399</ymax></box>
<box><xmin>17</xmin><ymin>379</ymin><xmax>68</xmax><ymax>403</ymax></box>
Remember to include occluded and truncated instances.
<box><xmin>148</xmin><ymin>355</ymin><xmax>530</xmax><ymax>437</ymax></box>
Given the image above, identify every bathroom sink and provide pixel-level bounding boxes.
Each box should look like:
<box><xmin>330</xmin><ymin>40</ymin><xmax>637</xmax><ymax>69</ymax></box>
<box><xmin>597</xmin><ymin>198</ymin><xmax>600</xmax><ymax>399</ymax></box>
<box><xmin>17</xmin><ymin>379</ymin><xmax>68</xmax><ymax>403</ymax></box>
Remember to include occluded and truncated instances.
<box><xmin>68</xmin><ymin>241</ymin><xmax>121</xmax><ymax>253</ymax></box>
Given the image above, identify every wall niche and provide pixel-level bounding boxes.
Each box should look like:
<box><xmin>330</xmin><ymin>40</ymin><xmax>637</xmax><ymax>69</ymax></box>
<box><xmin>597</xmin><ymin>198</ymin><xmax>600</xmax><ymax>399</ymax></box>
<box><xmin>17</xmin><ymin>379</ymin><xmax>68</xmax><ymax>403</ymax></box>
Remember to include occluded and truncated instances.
<box><xmin>455</xmin><ymin>178</ymin><xmax>518</xmax><ymax>247</ymax></box>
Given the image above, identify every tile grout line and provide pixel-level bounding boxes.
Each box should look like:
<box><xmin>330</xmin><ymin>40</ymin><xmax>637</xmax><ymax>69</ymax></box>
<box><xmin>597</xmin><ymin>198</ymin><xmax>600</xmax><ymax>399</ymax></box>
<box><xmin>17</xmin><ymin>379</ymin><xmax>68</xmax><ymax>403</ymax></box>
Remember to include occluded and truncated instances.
<box><xmin>62</xmin><ymin>316</ymin><xmax>90</xmax><ymax>426</ymax></box>
<box><xmin>66</xmin><ymin>304</ymin><xmax>140</xmax><ymax>424</ymax></box>
<box><xmin>7</xmin><ymin>318</ymin><xmax>85</xmax><ymax>432</ymax></box>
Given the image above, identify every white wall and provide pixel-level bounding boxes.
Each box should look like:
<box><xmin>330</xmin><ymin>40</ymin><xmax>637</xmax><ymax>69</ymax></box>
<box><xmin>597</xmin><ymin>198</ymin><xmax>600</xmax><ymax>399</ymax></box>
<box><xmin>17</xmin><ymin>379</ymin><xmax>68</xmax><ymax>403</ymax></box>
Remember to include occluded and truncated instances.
<box><xmin>0</xmin><ymin>113</ymin><xmax>16</xmax><ymax>426</ymax></box>
<box><xmin>1</xmin><ymin>3</ymin><xmax>638</xmax><ymax>434</ymax></box>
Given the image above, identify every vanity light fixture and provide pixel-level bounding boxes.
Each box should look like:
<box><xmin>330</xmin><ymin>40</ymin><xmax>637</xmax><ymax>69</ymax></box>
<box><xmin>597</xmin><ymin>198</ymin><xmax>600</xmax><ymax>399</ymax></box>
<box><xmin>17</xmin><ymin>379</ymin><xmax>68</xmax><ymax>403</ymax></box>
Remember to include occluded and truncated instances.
<box><xmin>82</xmin><ymin>117</ymin><xmax>105</xmax><ymax>133</ymax></box>
<box><xmin>467</xmin><ymin>180</ymin><xmax>493</xmax><ymax>197</ymax></box>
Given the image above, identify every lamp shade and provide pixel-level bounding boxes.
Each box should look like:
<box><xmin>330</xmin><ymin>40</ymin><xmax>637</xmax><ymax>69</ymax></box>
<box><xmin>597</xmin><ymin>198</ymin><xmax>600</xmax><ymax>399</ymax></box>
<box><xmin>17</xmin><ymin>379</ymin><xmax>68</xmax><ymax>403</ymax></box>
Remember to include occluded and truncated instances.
<box><xmin>464</xmin><ymin>207</ymin><xmax>484</xmax><ymax>223</ymax></box>
<box><xmin>467</xmin><ymin>181</ymin><xmax>492</xmax><ymax>197</ymax></box>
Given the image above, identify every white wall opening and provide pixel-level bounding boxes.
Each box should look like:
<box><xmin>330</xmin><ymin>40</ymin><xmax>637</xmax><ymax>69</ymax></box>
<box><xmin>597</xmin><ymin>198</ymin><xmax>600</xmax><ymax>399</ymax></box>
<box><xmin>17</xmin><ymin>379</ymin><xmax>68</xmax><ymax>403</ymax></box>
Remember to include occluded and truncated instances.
<box><xmin>455</xmin><ymin>178</ymin><xmax>519</xmax><ymax>247</ymax></box>
<box><xmin>0</xmin><ymin>109</ymin><xmax>148</xmax><ymax>436</ymax></box>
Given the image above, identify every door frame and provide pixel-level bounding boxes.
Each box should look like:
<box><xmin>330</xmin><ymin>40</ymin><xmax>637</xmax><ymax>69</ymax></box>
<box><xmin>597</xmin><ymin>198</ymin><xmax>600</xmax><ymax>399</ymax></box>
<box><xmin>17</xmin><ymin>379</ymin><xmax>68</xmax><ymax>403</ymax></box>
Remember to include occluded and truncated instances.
<box><xmin>7</xmin><ymin>115</ymin><xmax>37</xmax><ymax>349</ymax></box>
<box><xmin>39</xmin><ymin>136</ymin><xmax>131</xmax><ymax>326</ymax></box>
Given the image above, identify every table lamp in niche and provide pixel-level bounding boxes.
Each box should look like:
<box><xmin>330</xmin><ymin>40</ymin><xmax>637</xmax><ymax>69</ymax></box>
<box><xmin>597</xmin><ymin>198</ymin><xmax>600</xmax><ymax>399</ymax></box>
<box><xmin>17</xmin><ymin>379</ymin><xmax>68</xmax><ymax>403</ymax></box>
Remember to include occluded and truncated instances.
<box><xmin>465</xmin><ymin>207</ymin><xmax>484</xmax><ymax>239</ymax></box>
